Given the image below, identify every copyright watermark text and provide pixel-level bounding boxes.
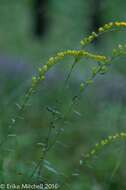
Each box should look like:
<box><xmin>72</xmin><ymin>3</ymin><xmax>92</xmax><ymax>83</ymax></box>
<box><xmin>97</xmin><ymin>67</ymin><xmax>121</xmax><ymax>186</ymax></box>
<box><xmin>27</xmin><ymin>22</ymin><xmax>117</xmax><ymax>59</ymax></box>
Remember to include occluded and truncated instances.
<box><xmin>0</xmin><ymin>183</ymin><xmax>59</xmax><ymax>189</ymax></box>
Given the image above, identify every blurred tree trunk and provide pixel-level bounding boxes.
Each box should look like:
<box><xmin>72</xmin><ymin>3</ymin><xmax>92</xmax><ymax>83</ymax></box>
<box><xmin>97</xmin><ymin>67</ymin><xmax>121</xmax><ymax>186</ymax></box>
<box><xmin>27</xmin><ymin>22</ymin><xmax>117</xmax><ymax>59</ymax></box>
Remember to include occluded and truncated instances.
<box><xmin>33</xmin><ymin>0</ymin><xmax>48</xmax><ymax>38</ymax></box>
<box><xmin>90</xmin><ymin>0</ymin><xmax>103</xmax><ymax>45</ymax></box>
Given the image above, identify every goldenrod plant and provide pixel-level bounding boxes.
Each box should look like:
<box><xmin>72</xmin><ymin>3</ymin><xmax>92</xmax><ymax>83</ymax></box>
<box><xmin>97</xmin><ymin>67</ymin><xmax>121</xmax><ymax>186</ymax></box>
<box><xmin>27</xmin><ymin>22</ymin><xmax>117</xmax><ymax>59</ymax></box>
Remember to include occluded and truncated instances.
<box><xmin>1</xmin><ymin>22</ymin><xmax>126</xmax><ymax>187</ymax></box>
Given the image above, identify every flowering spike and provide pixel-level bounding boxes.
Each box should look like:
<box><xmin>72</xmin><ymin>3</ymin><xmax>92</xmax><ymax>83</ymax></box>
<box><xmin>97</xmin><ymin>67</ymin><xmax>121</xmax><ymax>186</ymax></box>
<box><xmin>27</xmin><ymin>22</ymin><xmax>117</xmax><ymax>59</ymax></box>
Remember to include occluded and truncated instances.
<box><xmin>83</xmin><ymin>132</ymin><xmax>126</xmax><ymax>160</ymax></box>
<box><xmin>80</xmin><ymin>22</ymin><xmax>126</xmax><ymax>47</ymax></box>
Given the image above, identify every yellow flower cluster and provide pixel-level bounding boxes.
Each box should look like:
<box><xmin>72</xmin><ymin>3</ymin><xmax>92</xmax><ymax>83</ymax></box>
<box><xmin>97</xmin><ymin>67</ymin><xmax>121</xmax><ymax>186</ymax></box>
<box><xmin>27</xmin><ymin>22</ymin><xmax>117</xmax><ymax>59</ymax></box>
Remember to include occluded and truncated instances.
<box><xmin>114</xmin><ymin>22</ymin><xmax>126</xmax><ymax>27</ymax></box>
<box><xmin>31</xmin><ymin>50</ymin><xmax>108</xmax><ymax>87</ymax></box>
<box><xmin>84</xmin><ymin>132</ymin><xmax>126</xmax><ymax>159</ymax></box>
<box><xmin>30</xmin><ymin>49</ymin><xmax>108</xmax><ymax>104</ymax></box>
<box><xmin>80</xmin><ymin>22</ymin><xmax>126</xmax><ymax>47</ymax></box>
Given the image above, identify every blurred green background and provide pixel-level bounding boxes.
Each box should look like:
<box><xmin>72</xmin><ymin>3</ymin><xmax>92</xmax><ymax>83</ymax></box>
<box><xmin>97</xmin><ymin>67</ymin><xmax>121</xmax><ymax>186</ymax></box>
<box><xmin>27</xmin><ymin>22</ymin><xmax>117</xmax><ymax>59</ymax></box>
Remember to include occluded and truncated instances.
<box><xmin>0</xmin><ymin>0</ymin><xmax>126</xmax><ymax>189</ymax></box>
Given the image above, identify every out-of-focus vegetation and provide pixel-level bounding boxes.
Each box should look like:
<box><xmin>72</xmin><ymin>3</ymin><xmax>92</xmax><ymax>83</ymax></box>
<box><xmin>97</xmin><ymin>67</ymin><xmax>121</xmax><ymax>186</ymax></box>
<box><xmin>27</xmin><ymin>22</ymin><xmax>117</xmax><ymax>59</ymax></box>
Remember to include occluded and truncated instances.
<box><xmin>0</xmin><ymin>1</ymin><xmax>126</xmax><ymax>189</ymax></box>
